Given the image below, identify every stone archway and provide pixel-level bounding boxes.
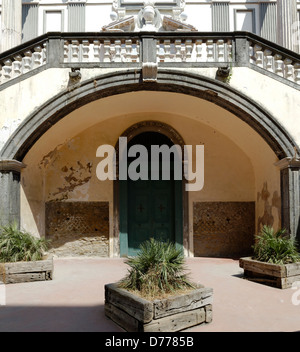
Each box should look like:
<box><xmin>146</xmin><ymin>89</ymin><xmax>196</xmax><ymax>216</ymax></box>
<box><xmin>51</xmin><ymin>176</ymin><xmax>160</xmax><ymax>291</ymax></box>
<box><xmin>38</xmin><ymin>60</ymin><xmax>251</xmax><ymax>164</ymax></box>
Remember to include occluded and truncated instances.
<box><xmin>0</xmin><ymin>69</ymin><xmax>299</xmax><ymax>243</ymax></box>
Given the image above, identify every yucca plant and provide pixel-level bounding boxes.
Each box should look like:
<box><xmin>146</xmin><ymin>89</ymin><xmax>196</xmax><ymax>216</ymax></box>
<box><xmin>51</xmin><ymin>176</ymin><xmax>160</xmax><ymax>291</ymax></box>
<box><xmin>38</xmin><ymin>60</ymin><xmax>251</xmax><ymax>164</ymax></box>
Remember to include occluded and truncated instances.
<box><xmin>0</xmin><ymin>223</ymin><xmax>49</xmax><ymax>263</ymax></box>
<box><xmin>252</xmin><ymin>225</ymin><xmax>300</xmax><ymax>265</ymax></box>
<box><xmin>119</xmin><ymin>238</ymin><xmax>195</xmax><ymax>299</ymax></box>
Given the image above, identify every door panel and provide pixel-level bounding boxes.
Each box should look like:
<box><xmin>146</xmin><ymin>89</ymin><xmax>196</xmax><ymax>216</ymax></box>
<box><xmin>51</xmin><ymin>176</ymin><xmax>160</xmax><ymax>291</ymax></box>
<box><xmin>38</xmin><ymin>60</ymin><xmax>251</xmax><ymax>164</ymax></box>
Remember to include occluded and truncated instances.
<box><xmin>119</xmin><ymin>131</ymin><xmax>183</xmax><ymax>257</ymax></box>
<box><xmin>128</xmin><ymin>178</ymin><xmax>175</xmax><ymax>256</ymax></box>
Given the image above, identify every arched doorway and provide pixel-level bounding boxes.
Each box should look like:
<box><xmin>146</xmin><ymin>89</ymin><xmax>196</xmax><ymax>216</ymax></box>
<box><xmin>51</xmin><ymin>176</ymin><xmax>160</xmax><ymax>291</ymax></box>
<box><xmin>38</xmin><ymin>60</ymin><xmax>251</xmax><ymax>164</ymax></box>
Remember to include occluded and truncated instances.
<box><xmin>118</xmin><ymin>130</ymin><xmax>184</xmax><ymax>256</ymax></box>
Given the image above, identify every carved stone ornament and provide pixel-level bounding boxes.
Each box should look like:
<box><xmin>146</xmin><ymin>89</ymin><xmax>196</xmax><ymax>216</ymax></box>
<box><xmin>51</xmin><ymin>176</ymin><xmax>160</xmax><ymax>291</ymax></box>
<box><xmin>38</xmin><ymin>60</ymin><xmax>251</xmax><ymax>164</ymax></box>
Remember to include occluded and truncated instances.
<box><xmin>102</xmin><ymin>16</ymin><xmax>135</xmax><ymax>32</ymax></box>
<box><xmin>104</xmin><ymin>0</ymin><xmax>191</xmax><ymax>32</ymax></box>
<box><xmin>162</xmin><ymin>16</ymin><xmax>197</xmax><ymax>32</ymax></box>
<box><xmin>142</xmin><ymin>62</ymin><xmax>158</xmax><ymax>82</ymax></box>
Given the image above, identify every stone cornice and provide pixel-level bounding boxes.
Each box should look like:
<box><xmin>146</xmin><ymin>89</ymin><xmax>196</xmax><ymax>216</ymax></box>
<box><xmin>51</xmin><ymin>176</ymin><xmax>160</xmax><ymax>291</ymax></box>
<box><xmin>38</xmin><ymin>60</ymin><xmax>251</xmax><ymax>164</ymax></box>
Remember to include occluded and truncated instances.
<box><xmin>0</xmin><ymin>159</ymin><xmax>26</xmax><ymax>173</ymax></box>
<box><xmin>275</xmin><ymin>157</ymin><xmax>300</xmax><ymax>170</ymax></box>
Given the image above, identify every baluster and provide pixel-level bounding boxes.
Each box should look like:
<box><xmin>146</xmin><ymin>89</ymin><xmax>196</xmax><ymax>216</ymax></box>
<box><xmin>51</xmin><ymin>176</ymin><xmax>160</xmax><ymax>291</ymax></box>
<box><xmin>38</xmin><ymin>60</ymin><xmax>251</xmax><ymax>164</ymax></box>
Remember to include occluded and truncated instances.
<box><xmin>23</xmin><ymin>51</ymin><xmax>32</xmax><ymax>73</ymax></box>
<box><xmin>216</xmin><ymin>39</ymin><xmax>225</xmax><ymax>62</ymax></box>
<box><xmin>206</xmin><ymin>40</ymin><xmax>214</xmax><ymax>62</ymax></box>
<box><xmin>64</xmin><ymin>41</ymin><xmax>69</xmax><ymax>62</ymax></box>
<box><xmin>114</xmin><ymin>40</ymin><xmax>122</xmax><ymax>62</ymax></box>
<box><xmin>33</xmin><ymin>46</ymin><xmax>43</xmax><ymax>68</ymax></box>
<box><xmin>254</xmin><ymin>44</ymin><xmax>263</xmax><ymax>67</ymax></box>
<box><xmin>82</xmin><ymin>40</ymin><xmax>90</xmax><ymax>62</ymax></box>
<box><xmin>195</xmin><ymin>39</ymin><xmax>202</xmax><ymax>62</ymax></box>
<box><xmin>125</xmin><ymin>39</ymin><xmax>132</xmax><ymax>62</ymax></box>
<box><xmin>110</xmin><ymin>41</ymin><xmax>116</xmax><ymax>62</ymax></box>
<box><xmin>185</xmin><ymin>39</ymin><xmax>193</xmax><ymax>62</ymax></box>
<box><xmin>156</xmin><ymin>41</ymin><xmax>163</xmax><ymax>62</ymax></box>
<box><xmin>274</xmin><ymin>54</ymin><xmax>284</xmax><ymax>77</ymax></box>
<box><xmin>181</xmin><ymin>43</ymin><xmax>187</xmax><ymax>62</ymax></box>
<box><xmin>264</xmin><ymin>49</ymin><xmax>273</xmax><ymax>72</ymax></box>
<box><xmin>131</xmin><ymin>41</ymin><xmax>138</xmax><ymax>62</ymax></box>
<box><xmin>294</xmin><ymin>63</ymin><xmax>300</xmax><ymax>84</ymax></box>
<box><xmin>71</xmin><ymin>40</ymin><xmax>80</xmax><ymax>63</ymax></box>
<box><xmin>3</xmin><ymin>59</ymin><xmax>12</xmax><ymax>81</ymax></box>
<box><xmin>175</xmin><ymin>39</ymin><xmax>182</xmax><ymax>62</ymax></box>
<box><xmin>226</xmin><ymin>40</ymin><xmax>232</xmax><ymax>62</ymax></box>
<box><xmin>164</xmin><ymin>40</ymin><xmax>171</xmax><ymax>62</ymax></box>
<box><xmin>103</xmin><ymin>40</ymin><xmax>111</xmax><ymax>62</ymax></box>
<box><xmin>249</xmin><ymin>43</ymin><xmax>255</xmax><ymax>64</ymax></box>
<box><xmin>136</xmin><ymin>41</ymin><xmax>140</xmax><ymax>62</ymax></box>
<box><xmin>284</xmin><ymin>58</ymin><xmax>294</xmax><ymax>81</ymax></box>
<box><xmin>120</xmin><ymin>42</ymin><xmax>126</xmax><ymax>62</ymax></box>
<box><xmin>42</xmin><ymin>42</ymin><xmax>47</xmax><ymax>65</ymax></box>
<box><xmin>12</xmin><ymin>55</ymin><xmax>22</xmax><ymax>77</ymax></box>
<box><xmin>93</xmin><ymin>40</ymin><xmax>100</xmax><ymax>62</ymax></box>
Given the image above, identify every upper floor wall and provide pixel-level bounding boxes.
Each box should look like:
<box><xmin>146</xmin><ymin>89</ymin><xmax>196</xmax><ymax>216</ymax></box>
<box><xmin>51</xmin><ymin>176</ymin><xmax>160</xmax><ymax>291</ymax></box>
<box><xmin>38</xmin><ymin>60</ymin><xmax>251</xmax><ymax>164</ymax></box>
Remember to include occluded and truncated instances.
<box><xmin>0</xmin><ymin>0</ymin><xmax>300</xmax><ymax>53</ymax></box>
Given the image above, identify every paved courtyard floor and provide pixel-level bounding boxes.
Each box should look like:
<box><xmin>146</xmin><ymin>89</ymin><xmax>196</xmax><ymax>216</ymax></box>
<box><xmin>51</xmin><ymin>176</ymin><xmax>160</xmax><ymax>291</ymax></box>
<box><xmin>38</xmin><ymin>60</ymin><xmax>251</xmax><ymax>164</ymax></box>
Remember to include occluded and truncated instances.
<box><xmin>0</xmin><ymin>257</ymin><xmax>299</xmax><ymax>332</ymax></box>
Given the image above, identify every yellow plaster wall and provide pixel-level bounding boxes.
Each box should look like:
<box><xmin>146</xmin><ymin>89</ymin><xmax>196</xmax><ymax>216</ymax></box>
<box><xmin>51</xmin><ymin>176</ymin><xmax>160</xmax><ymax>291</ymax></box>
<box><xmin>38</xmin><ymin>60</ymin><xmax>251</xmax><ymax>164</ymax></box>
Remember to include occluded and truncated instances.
<box><xmin>20</xmin><ymin>91</ymin><xmax>281</xmax><ymax>256</ymax></box>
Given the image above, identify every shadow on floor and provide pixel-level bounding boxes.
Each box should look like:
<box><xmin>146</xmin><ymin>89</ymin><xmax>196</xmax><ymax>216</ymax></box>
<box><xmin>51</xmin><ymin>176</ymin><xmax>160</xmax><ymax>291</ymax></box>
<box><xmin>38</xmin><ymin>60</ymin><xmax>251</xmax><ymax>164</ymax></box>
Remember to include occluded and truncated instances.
<box><xmin>0</xmin><ymin>305</ymin><xmax>124</xmax><ymax>332</ymax></box>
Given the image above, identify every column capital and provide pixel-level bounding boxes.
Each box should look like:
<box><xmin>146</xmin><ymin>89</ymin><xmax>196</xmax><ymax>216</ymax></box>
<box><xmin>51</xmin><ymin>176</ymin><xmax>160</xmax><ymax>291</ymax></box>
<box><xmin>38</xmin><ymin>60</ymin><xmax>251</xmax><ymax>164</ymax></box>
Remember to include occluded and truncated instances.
<box><xmin>0</xmin><ymin>159</ymin><xmax>26</xmax><ymax>173</ymax></box>
<box><xmin>274</xmin><ymin>157</ymin><xmax>300</xmax><ymax>170</ymax></box>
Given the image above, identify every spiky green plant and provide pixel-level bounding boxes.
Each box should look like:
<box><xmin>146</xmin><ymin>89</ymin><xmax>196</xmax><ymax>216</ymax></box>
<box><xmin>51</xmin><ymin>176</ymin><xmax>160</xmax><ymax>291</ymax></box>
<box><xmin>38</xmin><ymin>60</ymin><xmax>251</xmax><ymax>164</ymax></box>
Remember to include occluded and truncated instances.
<box><xmin>0</xmin><ymin>223</ymin><xmax>49</xmax><ymax>263</ymax></box>
<box><xmin>252</xmin><ymin>225</ymin><xmax>300</xmax><ymax>265</ymax></box>
<box><xmin>119</xmin><ymin>238</ymin><xmax>195</xmax><ymax>299</ymax></box>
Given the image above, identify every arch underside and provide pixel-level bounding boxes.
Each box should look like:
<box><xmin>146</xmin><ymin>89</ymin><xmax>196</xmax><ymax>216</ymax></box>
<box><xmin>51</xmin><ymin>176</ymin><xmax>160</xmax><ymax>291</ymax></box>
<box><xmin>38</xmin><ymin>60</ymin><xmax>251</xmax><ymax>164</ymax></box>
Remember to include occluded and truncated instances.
<box><xmin>2</xmin><ymin>68</ymin><xmax>299</xmax><ymax>257</ymax></box>
<box><xmin>0</xmin><ymin>69</ymin><xmax>297</xmax><ymax>161</ymax></box>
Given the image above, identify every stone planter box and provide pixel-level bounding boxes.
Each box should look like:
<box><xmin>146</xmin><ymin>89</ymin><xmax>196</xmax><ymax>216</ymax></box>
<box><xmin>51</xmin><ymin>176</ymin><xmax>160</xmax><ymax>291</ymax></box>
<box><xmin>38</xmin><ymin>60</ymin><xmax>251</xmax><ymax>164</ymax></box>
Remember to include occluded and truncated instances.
<box><xmin>239</xmin><ymin>257</ymin><xmax>300</xmax><ymax>289</ymax></box>
<box><xmin>105</xmin><ymin>283</ymin><xmax>213</xmax><ymax>332</ymax></box>
<box><xmin>0</xmin><ymin>257</ymin><xmax>53</xmax><ymax>284</ymax></box>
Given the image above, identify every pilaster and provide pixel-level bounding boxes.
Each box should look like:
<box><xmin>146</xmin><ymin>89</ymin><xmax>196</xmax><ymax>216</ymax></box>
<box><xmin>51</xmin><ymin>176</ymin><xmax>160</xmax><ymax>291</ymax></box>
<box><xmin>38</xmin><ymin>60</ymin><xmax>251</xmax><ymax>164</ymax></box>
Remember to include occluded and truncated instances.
<box><xmin>275</xmin><ymin>157</ymin><xmax>300</xmax><ymax>242</ymax></box>
<box><xmin>0</xmin><ymin>160</ymin><xmax>26</xmax><ymax>229</ymax></box>
<box><xmin>0</xmin><ymin>0</ymin><xmax>22</xmax><ymax>53</ymax></box>
<box><xmin>277</xmin><ymin>0</ymin><xmax>298</xmax><ymax>53</ymax></box>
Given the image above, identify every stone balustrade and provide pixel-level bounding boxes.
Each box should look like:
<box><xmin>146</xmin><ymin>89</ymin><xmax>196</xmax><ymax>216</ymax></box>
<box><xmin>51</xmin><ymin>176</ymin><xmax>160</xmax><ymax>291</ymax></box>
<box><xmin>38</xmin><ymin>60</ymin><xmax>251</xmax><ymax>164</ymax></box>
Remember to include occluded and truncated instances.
<box><xmin>249</xmin><ymin>39</ymin><xmax>300</xmax><ymax>84</ymax></box>
<box><xmin>63</xmin><ymin>38</ymin><xmax>140</xmax><ymax>63</ymax></box>
<box><xmin>0</xmin><ymin>41</ymin><xmax>47</xmax><ymax>84</ymax></box>
<box><xmin>0</xmin><ymin>32</ymin><xmax>299</xmax><ymax>87</ymax></box>
<box><xmin>156</xmin><ymin>38</ymin><xmax>232</xmax><ymax>63</ymax></box>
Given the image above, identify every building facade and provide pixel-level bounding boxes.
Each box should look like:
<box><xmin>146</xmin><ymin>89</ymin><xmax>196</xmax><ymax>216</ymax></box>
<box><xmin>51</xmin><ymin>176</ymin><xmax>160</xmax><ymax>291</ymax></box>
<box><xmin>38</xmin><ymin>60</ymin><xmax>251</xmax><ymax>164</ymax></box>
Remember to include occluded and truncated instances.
<box><xmin>0</xmin><ymin>0</ymin><xmax>300</xmax><ymax>258</ymax></box>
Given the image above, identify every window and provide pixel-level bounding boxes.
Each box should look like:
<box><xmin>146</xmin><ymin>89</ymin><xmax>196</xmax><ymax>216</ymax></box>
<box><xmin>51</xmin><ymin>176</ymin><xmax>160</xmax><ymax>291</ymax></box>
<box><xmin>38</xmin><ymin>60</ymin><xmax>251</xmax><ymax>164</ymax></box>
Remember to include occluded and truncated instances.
<box><xmin>44</xmin><ymin>10</ymin><xmax>64</xmax><ymax>33</ymax></box>
<box><xmin>234</xmin><ymin>9</ymin><xmax>256</xmax><ymax>33</ymax></box>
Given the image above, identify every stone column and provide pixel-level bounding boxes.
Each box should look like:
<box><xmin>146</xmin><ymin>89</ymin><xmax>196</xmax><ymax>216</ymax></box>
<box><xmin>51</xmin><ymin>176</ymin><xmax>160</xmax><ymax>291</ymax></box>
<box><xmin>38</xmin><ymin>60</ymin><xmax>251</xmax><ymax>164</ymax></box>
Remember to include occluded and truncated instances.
<box><xmin>275</xmin><ymin>157</ymin><xmax>300</xmax><ymax>242</ymax></box>
<box><xmin>0</xmin><ymin>0</ymin><xmax>22</xmax><ymax>53</ymax></box>
<box><xmin>0</xmin><ymin>160</ymin><xmax>26</xmax><ymax>229</ymax></box>
<box><xmin>277</xmin><ymin>0</ymin><xmax>298</xmax><ymax>52</ymax></box>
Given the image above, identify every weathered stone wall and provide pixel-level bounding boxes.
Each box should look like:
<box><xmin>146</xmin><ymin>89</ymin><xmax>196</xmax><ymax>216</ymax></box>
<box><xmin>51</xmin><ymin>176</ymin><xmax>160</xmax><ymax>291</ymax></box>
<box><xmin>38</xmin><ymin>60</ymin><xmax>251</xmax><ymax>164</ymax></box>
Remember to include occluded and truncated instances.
<box><xmin>45</xmin><ymin>201</ymin><xmax>109</xmax><ymax>257</ymax></box>
<box><xmin>193</xmin><ymin>202</ymin><xmax>255</xmax><ymax>258</ymax></box>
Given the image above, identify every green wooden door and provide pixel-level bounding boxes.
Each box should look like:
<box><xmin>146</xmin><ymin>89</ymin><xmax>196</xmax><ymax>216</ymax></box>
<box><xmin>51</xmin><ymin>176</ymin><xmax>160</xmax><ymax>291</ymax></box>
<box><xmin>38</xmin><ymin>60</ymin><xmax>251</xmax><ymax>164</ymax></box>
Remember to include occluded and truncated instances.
<box><xmin>119</xmin><ymin>132</ymin><xmax>183</xmax><ymax>257</ymax></box>
<box><xmin>127</xmin><ymin>177</ymin><xmax>175</xmax><ymax>256</ymax></box>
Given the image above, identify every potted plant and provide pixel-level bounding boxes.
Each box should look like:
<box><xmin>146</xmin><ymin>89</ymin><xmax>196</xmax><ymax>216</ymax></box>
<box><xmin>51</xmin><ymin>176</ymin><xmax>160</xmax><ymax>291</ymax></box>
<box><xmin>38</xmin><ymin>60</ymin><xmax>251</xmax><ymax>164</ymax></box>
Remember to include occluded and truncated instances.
<box><xmin>239</xmin><ymin>225</ymin><xmax>300</xmax><ymax>289</ymax></box>
<box><xmin>105</xmin><ymin>238</ymin><xmax>213</xmax><ymax>332</ymax></box>
<box><xmin>0</xmin><ymin>223</ymin><xmax>53</xmax><ymax>284</ymax></box>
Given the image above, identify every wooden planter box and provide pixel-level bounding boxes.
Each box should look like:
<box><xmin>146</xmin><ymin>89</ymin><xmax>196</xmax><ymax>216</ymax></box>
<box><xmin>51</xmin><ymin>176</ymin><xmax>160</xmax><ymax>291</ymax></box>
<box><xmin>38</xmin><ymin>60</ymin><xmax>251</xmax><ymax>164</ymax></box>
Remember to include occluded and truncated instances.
<box><xmin>0</xmin><ymin>257</ymin><xmax>53</xmax><ymax>284</ymax></box>
<box><xmin>239</xmin><ymin>257</ymin><xmax>300</xmax><ymax>289</ymax></box>
<box><xmin>105</xmin><ymin>283</ymin><xmax>213</xmax><ymax>332</ymax></box>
